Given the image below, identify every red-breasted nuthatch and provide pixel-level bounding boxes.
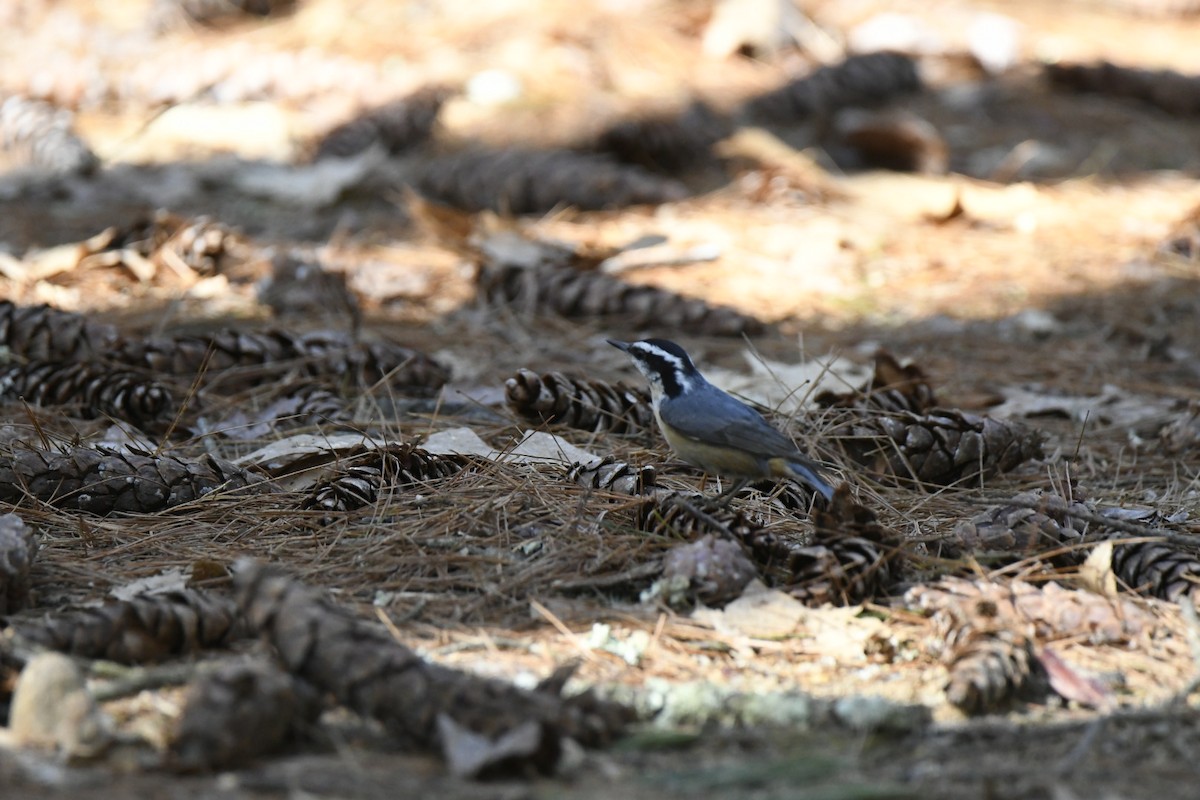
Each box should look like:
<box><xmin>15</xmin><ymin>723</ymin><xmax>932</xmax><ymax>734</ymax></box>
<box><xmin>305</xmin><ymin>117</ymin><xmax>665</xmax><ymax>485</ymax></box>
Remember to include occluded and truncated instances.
<box><xmin>609</xmin><ymin>338</ymin><xmax>834</xmax><ymax>500</ymax></box>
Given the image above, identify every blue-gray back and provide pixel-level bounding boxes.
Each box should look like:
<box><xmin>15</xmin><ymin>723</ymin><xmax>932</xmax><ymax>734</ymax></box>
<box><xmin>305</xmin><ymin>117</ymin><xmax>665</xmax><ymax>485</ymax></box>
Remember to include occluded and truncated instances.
<box><xmin>661</xmin><ymin>377</ymin><xmax>803</xmax><ymax>457</ymax></box>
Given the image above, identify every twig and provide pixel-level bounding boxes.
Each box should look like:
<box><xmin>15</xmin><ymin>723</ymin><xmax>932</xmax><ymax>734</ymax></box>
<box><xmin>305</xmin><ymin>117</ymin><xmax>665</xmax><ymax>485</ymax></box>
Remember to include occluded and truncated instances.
<box><xmin>90</xmin><ymin>660</ymin><xmax>205</xmax><ymax>702</ymax></box>
<box><xmin>552</xmin><ymin>560</ymin><xmax>663</xmax><ymax>592</ymax></box>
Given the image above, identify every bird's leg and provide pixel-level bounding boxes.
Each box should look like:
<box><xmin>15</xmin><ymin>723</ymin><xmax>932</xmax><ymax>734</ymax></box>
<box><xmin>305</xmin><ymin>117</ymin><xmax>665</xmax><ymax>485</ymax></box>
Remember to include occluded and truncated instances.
<box><xmin>706</xmin><ymin>477</ymin><xmax>749</xmax><ymax>509</ymax></box>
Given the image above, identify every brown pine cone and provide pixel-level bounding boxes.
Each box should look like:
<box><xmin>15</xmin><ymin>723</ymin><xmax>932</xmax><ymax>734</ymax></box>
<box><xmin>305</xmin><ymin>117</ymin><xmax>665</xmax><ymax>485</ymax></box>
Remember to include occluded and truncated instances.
<box><xmin>479</xmin><ymin>261</ymin><xmax>765</xmax><ymax>336</ymax></box>
<box><xmin>114</xmin><ymin>328</ymin><xmax>448</xmax><ymax>393</ymax></box>
<box><xmin>1046</xmin><ymin>60</ymin><xmax>1200</xmax><ymax>116</ymax></box>
<box><xmin>0</xmin><ymin>94</ymin><xmax>98</xmax><ymax>174</ymax></box>
<box><xmin>952</xmin><ymin>490</ymin><xmax>1090</xmax><ymax>562</ymax></box>
<box><xmin>831</xmin><ymin>408</ymin><xmax>1044</xmax><ymax>487</ymax></box>
<box><xmin>170</xmin><ymin>658</ymin><xmax>318</xmax><ymax>772</ymax></box>
<box><xmin>13</xmin><ymin>590</ymin><xmax>244</xmax><ymax>663</ymax></box>
<box><xmin>0</xmin><ymin>360</ymin><xmax>174</xmax><ymax>427</ymax></box>
<box><xmin>302</xmin><ymin>445</ymin><xmax>470</xmax><ymax>515</ymax></box>
<box><xmin>744</xmin><ymin>52</ymin><xmax>922</xmax><ymax>123</ymax></box>
<box><xmin>944</xmin><ymin>628</ymin><xmax>1047</xmax><ymax>714</ymax></box>
<box><xmin>233</xmin><ymin>561</ymin><xmax>633</xmax><ymax>775</ymax></box>
<box><xmin>1110</xmin><ymin>540</ymin><xmax>1200</xmax><ymax>601</ymax></box>
<box><xmin>411</xmin><ymin>147</ymin><xmax>688</xmax><ymax>214</ymax></box>
<box><xmin>506</xmin><ymin>369</ymin><xmax>653</xmax><ymax>434</ymax></box>
<box><xmin>660</xmin><ymin>533</ymin><xmax>759</xmax><ymax>607</ymax></box>
<box><xmin>815</xmin><ymin>350</ymin><xmax>937</xmax><ymax>414</ymax></box>
<box><xmin>0</xmin><ymin>445</ymin><xmax>264</xmax><ymax>515</ymax></box>
<box><xmin>593</xmin><ymin>101</ymin><xmax>732</xmax><ymax>174</ymax></box>
<box><xmin>0</xmin><ymin>301</ymin><xmax>119</xmax><ymax>362</ymax></box>
<box><xmin>567</xmin><ymin>456</ymin><xmax>656</xmax><ymax>495</ymax></box>
<box><xmin>779</xmin><ymin>486</ymin><xmax>902</xmax><ymax>605</ymax></box>
<box><xmin>82</xmin><ymin>211</ymin><xmax>246</xmax><ymax>279</ymax></box>
<box><xmin>313</xmin><ymin>86</ymin><xmax>450</xmax><ymax>160</ymax></box>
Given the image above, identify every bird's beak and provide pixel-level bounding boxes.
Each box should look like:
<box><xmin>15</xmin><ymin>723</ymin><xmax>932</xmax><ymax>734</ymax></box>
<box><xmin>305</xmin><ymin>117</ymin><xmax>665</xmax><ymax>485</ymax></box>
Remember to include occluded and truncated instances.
<box><xmin>607</xmin><ymin>339</ymin><xmax>631</xmax><ymax>352</ymax></box>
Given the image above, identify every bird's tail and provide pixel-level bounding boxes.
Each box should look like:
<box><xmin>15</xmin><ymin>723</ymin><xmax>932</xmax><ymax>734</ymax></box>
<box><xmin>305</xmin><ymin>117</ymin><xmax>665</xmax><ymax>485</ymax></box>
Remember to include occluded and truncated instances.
<box><xmin>781</xmin><ymin>458</ymin><xmax>835</xmax><ymax>502</ymax></box>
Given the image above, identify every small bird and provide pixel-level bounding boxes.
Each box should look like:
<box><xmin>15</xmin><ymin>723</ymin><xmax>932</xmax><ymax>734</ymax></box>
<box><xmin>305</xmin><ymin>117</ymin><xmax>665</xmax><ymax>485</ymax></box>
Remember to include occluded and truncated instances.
<box><xmin>609</xmin><ymin>338</ymin><xmax>834</xmax><ymax>501</ymax></box>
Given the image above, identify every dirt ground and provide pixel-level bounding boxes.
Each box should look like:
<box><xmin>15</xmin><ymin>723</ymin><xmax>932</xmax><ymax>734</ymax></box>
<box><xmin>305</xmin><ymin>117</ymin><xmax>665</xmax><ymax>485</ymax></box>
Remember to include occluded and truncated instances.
<box><xmin>4</xmin><ymin>0</ymin><xmax>1200</xmax><ymax>798</ymax></box>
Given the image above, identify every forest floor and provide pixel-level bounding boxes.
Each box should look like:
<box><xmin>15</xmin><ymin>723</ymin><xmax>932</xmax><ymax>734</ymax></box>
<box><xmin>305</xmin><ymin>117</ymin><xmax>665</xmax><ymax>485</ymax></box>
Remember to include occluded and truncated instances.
<box><xmin>4</xmin><ymin>0</ymin><xmax>1200</xmax><ymax>797</ymax></box>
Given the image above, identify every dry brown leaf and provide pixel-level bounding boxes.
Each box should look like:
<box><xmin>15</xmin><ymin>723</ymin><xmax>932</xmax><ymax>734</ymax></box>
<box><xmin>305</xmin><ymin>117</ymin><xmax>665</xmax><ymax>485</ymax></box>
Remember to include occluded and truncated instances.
<box><xmin>1078</xmin><ymin>541</ymin><xmax>1119</xmax><ymax>597</ymax></box>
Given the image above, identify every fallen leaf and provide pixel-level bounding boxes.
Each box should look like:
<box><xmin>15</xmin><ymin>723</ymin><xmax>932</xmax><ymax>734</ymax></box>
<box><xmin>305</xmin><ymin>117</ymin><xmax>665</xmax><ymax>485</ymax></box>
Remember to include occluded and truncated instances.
<box><xmin>436</xmin><ymin>714</ymin><xmax>546</xmax><ymax>778</ymax></box>
<box><xmin>1040</xmin><ymin>647</ymin><xmax>1114</xmax><ymax>710</ymax></box>
<box><xmin>505</xmin><ymin>430</ymin><xmax>599</xmax><ymax>467</ymax></box>
<box><xmin>804</xmin><ymin>605</ymin><xmax>885</xmax><ymax>663</ymax></box>
<box><xmin>234</xmin><ymin>433</ymin><xmax>376</xmax><ymax>471</ymax></box>
<box><xmin>1078</xmin><ymin>541</ymin><xmax>1118</xmax><ymax>597</ymax></box>
<box><xmin>695</xmin><ymin>583</ymin><xmax>806</xmax><ymax>639</ymax></box>
<box><xmin>422</xmin><ymin>427</ymin><xmax>495</xmax><ymax>458</ymax></box>
<box><xmin>990</xmin><ymin>384</ymin><xmax>1173</xmax><ymax>428</ymax></box>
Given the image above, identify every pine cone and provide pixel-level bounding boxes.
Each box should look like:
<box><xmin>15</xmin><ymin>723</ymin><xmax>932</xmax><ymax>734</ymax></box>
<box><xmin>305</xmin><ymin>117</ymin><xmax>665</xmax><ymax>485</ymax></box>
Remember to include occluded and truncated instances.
<box><xmin>228</xmin><ymin>381</ymin><xmax>351</xmax><ymax>433</ymax></box>
<box><xmin>636</xmin><ymin>490</ymin><xmax>835</xmax><ymax>589</ymax></box>
<box><xmin>310</xmin><ymin>335</ymin><xmax>450</xmax><ymax>392</ymax></box>
<box><xmin>0</xmin><ymin>513</ymin><xmax>37</xmax><ymax>614</ymax></box>
<box><xmin>0</xmin><ymin>445</ymin><xmax>264</xmax><ymax>515</ymax></box>
<box><xmin>478</xmin><ymin>260</ymin><xmax>765</xmax><ymax>336</ymax></box>
<box><xmin>567</xmin><ymin>456</ymin><xmax>655</xmax><ymax>495</ymax></box>
<box><xmin>831</xmin><ymin>408</ymin><xmax>1044</xmax><ymax>487</ymax></box>
<box><xmin>14</xmin><ymin>590</ymin><xmax>244</xmax><ymax>663</ymax></box>
<box><xmin>744</xmin><ymin>52</ymin><xmax>922</xmax><ymax>123</ymax></box>
<box><xmin>779</xmin><ymin>486</ymin><xmax>902</xmax><ymax>605</ymax></box>
<box><xmin>952</xmin><ymin>490</ymin><xmax>1090</xmax><ymax>561</ymax></box>
<box><xmin>906</xmin><ymin>577</ymin><xmax>1151</xmax><ymax>647</ymax></box>
<box><xmin>302</xmin><ymin>445</ymin><xmax>469</xmax><ymax>514</ymax></box>
<box><xmin>1045</xmin><ymin>60</ymin><xmax>1200</xmax><ymax>116</ymax></box>
<box><xmin>114</xmin><ymin>329</ymin><xmax>448</xmax><ymax>393</ymax></box>
<box><xmin>0</xmin><ymin>94</ymin><xmax>98</xmax><ymax>174</ymax></box>
<box><xmin>815</xmin><ymin>350</ymin><xmax>937</xmax><ymax>414</ymax></box>
<box><xmin>636</xmin><ymin>492</ymin><xmax>754</xmax><ymax>541</ymax></box>
<box><xmin>944</xmin><ymin>628</ymin><xmax>1047</xmax><ymax>714</ymax></box>
<box><xmin>313</xmin><ymin>86</ymin><xmax>450</xmax><ymax>160</ymax></box>
<box><xmin>1110</xmin><ymin>540</ymin><xmax>1200</xmax><ymax>601</ymax></box>
<box><xmin>233</xmin><ymin>561</ymin><xmax>633</xmax><ymax>774</ymax></box>
<box><xmin>411</xmin><ymin>147</ymin><xmax>688</xmax><ymax>214</ymax></box>
<box><xmin>0</xmin><ymin>360</ymin><xmax>174</xmax><ymax>426</ymax></box>
<box><xmin>506</xmin><ymin>369</ymin><xmax>653</xmax><ymax>434</ymax></box>
<box><xmin>0</xmin><ymin>301</ymin><xmax>119</xmax><ymax>362</ymax></box>
<box><xmin>593</xmin><ymin>101</ymin><xmax>732</xmax><ymax>174</ymax></box>
<box><xmin>170</xmin><ymin>658</ymin><xmax>318</xmax><ymax>772</ymax></box>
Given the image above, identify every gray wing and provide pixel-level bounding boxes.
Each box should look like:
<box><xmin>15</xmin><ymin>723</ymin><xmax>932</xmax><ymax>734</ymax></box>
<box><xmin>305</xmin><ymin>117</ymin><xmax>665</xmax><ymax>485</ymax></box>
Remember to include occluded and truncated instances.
<box><xmin>664</xmin><ymin>385</ymin><xmax>804</xmax><ymax>458</ymax></box>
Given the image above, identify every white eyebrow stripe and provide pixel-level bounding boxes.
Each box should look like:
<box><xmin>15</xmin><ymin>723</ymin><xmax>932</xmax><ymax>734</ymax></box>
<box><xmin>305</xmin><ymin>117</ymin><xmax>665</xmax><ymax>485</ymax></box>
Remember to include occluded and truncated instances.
<box><xmin>634</xmin><ymin>344</ymin><xmax>685</xmax><ymax>374</ymax></box>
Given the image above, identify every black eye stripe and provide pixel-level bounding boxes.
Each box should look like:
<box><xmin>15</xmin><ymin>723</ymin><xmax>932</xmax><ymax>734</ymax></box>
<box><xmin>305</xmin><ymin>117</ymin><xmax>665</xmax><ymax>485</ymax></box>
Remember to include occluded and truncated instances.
<box><xmin>659</xmin><ymin>368</ymin><xmax>682</xmax><ymax>397</ymax></box>
<box><xmin>633</xmin><ymin>347</ymin><xmax>687</xmax><ymax>397</ymax></box>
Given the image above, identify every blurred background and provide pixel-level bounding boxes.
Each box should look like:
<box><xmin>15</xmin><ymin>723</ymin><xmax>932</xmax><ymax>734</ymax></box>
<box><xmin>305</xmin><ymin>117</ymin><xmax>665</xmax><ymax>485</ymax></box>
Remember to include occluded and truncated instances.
<box><xmin>2</xmin><ymin>0</ymin><xmax>1200</xmax><ymax>333</ymax></box>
